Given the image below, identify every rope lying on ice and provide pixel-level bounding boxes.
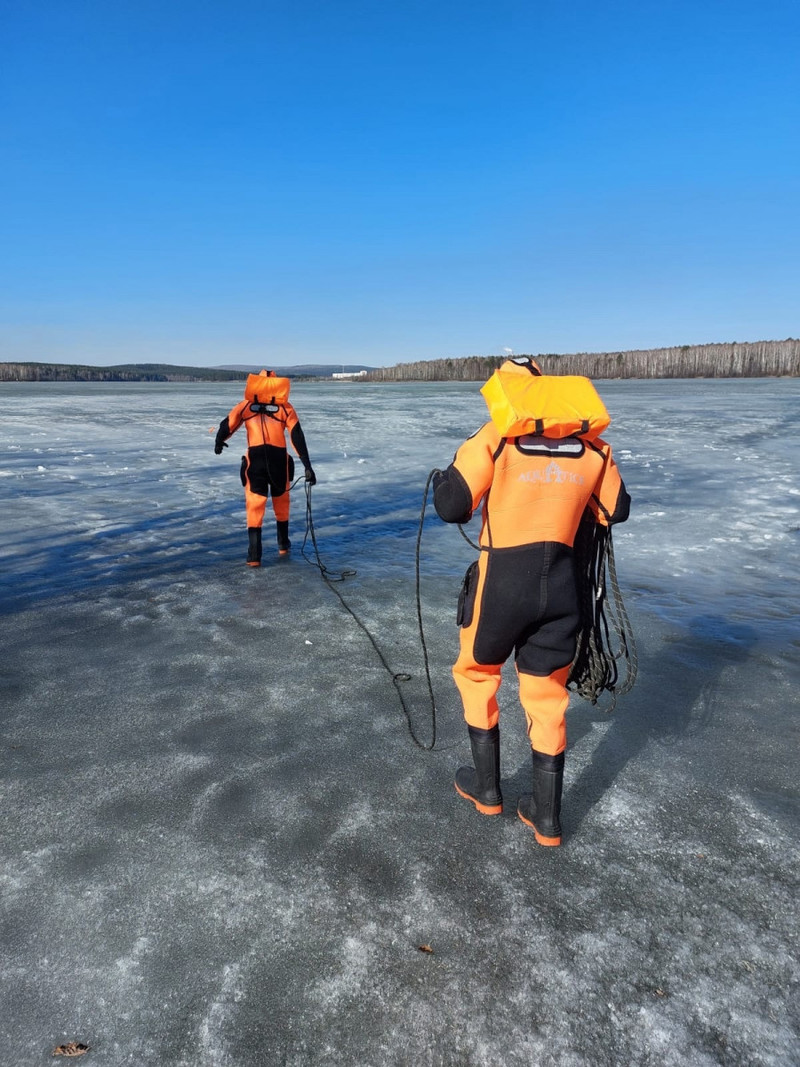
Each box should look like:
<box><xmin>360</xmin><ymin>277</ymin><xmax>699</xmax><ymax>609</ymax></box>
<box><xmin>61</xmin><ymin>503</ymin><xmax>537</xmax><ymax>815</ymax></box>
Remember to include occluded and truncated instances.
<box><xmin>567</xmin><ymin>514</ymin><xmax>638</xmax><ymax>710</ymax></box>
<box><xmin>299</xmin><ymin>479</ymin><xmax>437</xmax><ymax>751</ymax></box>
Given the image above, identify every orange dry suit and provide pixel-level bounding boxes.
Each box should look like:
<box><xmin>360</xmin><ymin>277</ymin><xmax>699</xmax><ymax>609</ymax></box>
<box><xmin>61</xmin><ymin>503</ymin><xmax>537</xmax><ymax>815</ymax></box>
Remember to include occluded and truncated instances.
<box><xmin>433</xmin><ymin>359</ymin><xmax>630</xmax><ymax>758</ymax></box>
<box><xmin>215</xmin><ymin>371</ymin><xmax>315</xmax><ymax>557</ymax></box>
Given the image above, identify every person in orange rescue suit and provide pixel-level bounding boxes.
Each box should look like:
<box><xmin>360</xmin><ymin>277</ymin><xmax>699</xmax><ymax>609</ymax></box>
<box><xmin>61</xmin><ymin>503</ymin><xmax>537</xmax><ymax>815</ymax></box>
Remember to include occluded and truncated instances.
<box><xmin>433</xmin><ymin>355</ymin><xmax>630</xmax><ymax>846</ymax></box>
<box><xmin>214</xmin><ymin>369</ymin><xmax>316</xmax><ymax>566</ymax></box>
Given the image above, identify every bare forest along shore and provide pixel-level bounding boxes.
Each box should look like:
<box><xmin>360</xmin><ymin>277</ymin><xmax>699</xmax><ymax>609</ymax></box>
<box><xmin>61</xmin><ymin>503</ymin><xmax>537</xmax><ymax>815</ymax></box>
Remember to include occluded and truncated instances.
<box><xmin>0</xmin><ymin>362</ymin><xmax>249</xmax><ymax>383</ymax></box>
<box><xmin>1</xmin><ymin>339</ymin><xmax>798</xmax><ymax>382</ymax></box>
<box><xmin>364</xmin><ymin>338</ymin><xmax>800</xmax><ymax>381</ymax></box>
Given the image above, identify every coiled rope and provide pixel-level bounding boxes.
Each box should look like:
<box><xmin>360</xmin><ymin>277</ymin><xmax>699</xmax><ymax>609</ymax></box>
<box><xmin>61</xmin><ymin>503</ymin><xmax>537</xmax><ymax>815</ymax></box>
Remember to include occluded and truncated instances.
<box><xmin>567</xmin><ymin>514</ymin><xmax>638</xmax><ymax>710</ymax></box>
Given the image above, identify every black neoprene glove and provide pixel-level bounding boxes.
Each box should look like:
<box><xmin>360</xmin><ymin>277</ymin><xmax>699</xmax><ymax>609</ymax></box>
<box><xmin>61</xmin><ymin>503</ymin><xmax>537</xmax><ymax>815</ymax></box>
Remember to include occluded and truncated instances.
<box><xmin>214</xmin><ymin>440</ymin><xmax>228</xmax><ymax>455</ymax></box>
<box><xmin>305</xmin><ymin>467</ymin><xmax>317</xmax><ymax>486</ymax></box>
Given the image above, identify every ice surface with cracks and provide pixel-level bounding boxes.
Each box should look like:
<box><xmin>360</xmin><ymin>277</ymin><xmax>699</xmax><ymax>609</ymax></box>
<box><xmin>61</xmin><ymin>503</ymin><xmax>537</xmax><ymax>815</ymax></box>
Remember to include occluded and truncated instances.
<box><xmin>0</xmin><ymin>377</ymin><xmax>798</xmax><ymax>1066</ymax></box>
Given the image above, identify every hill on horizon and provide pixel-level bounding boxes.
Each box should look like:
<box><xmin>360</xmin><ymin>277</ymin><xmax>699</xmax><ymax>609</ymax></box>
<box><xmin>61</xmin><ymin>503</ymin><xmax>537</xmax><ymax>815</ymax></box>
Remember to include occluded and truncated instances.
<box><xmin>0</xmin><ymin>361</ymin><xmax>376</xmax><ymax>383</ymax></box>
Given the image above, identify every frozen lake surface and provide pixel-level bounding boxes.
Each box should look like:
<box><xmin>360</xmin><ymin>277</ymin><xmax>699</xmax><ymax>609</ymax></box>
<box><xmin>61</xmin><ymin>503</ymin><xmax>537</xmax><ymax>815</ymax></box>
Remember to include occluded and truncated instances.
<box><xmin>1</xmin><ymin>378</ymin><xmax>799</xmax><ymax>1065</ymax></box>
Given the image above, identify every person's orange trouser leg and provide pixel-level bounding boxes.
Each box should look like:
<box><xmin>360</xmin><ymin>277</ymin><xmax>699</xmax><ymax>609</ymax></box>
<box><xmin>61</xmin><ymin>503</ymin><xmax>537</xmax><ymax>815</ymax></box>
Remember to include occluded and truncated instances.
<box><xmin>453</xmin><ymin>652</ymin><xmax>503</xmax><ymax>730</ymax></box>
<box><xmin>270</xmin><ymin>489</ymin><xmax>290</xmax><ymax>523</ymax></box>
<box><xmin>517</xmin><ymin>666</ymin><xmax>570</xmax><ymax>756</ymax></box>
<box><xmin>245</xmin><ymin>485</ymin><xmax>268</xmax><ymax>527</ymax></box>
<box><xmin>452</xmin><ymin>555</ymin><xmax>503</xmax><ymax>730</ymax></box>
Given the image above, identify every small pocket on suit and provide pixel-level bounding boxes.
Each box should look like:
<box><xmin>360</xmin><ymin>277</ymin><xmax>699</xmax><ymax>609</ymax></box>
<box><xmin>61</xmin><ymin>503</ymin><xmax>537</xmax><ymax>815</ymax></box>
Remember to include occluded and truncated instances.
<box><xmin>456</xmin><ymin>560</ymin><xmax>480</xmax><ymax>628</ymax></box>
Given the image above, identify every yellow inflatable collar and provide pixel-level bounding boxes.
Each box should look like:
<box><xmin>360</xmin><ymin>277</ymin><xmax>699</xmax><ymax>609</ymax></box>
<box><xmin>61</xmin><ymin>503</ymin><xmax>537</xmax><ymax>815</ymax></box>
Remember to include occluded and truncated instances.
<box><xmin>481</xmin><ymin>360</ymin><xmax>610</xmax><ymax>440</ymax></box>
<box><xmin>244</xmin><ymin>370</ymin><xmax>291</xmax><ymax>405</ymax></box>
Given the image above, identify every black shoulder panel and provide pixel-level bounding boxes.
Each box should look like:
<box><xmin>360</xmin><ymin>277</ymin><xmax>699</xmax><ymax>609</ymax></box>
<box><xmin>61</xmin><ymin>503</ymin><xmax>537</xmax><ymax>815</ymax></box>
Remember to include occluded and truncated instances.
<box><xmin>609</xmin><ymin>484</ymin><xmax>631</xmax><ymax>525</ymax></box>
<box><xmin>433</xmin><ymin>465</ymin><xmax>473</xmax><ymax>525</ymax></box>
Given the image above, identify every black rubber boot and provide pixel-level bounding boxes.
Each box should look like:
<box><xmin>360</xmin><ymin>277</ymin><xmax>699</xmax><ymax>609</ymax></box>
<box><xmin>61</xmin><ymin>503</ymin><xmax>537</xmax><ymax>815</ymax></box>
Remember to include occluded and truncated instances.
<box><xmin>517</xmin><ymin>749</ymin><xmax>564</xmax><ymax>846</ymax></box>
<box><xmin>276</xmin><ymin>520</ymin><xmax>291</xmax><ymax>555</ymax></box>
<box><xmin>454</xmin><ymin>725</ymin><xmax>502</xmax><ymax>815</ymax></box>
<box><xmin>246</xmin><ymin>526</ymin><xmax>262</xmax><ymax>567</ymax></box>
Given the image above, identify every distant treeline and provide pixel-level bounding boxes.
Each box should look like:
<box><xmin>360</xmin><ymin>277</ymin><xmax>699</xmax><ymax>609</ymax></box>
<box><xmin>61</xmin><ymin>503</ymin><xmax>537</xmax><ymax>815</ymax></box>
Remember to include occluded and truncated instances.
<box><xmin>0</xmin><ymin>362</ymin><xmax>249</xmax><ymax>383</ymax></box>
<box><xmin>3</xmin><ymin>340</ymin><xmax>799</xmax><ymax>384</ymax></box>
<box><xmin>364</xmin><ymin>339</ymin><xmax>800</xmax><ymax>381</ymax></box>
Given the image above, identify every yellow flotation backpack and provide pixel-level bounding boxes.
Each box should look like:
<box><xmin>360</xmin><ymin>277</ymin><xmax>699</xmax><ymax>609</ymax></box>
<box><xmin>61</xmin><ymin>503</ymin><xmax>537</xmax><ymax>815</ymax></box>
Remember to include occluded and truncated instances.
<box><xmin>244</xmin><ymin>369</ymin><xmax>291</xmax><ymax>406</ymax></box>
<box><xmin>481</xmin><ymin>357</ymin><xmax>610</xmax><ymax>440</ymax></box>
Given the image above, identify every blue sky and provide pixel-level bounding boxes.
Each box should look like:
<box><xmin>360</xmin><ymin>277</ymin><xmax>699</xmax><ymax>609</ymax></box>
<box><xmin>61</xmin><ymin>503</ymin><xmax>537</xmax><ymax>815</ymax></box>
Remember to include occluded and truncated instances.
<box><xmin>1</xmin><ymin>0</ymin><xmax>798</xmax><ymax>368</ymax></box>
